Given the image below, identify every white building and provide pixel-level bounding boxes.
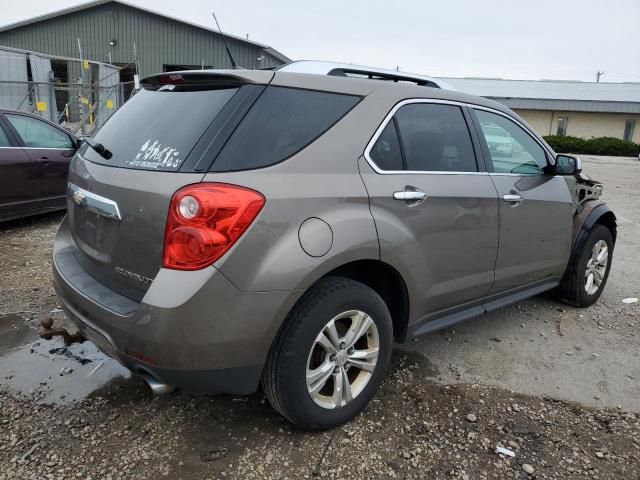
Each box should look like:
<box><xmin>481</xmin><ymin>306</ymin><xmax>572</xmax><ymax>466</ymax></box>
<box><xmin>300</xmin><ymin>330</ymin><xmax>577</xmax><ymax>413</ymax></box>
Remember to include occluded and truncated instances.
<box><xmin>440</xmin><ymin>77</ymin><xmax>640</xmax><ymax>143</ymax></box>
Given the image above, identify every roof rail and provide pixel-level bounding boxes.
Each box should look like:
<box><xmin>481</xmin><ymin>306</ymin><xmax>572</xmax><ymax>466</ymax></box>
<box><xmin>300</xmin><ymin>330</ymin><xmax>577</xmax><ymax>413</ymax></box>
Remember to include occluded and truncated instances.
<box><xmin>327</xmin><ymin>67</ymin><xmax>439</xmax><ymax>87</ymax></box>
<box><xmin>276</xmin><ymin>60</ymin><xmax>453</xmax><ymax>90</ymax></box>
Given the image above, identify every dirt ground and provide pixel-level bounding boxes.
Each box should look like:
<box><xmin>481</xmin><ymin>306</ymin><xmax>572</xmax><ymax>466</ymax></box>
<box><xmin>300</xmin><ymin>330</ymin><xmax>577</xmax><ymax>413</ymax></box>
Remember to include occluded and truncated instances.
<box><xmin>1</xmin><ymin>155</ymin><xmax>639</xmax><ymax>479</ymax></box>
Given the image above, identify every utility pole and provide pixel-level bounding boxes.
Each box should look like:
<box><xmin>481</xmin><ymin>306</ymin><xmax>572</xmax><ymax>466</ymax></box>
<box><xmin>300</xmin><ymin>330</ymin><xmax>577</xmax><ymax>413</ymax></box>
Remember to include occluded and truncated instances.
<box><xmin>596</xmin><ymin>70</ymin><xmax>605</xmax><ymax>82</ymax></box>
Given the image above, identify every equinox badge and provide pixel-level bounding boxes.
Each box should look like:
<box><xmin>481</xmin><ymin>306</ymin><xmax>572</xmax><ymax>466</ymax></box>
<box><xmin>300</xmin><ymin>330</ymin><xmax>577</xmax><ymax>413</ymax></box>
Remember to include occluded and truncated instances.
<box><xmin>114</xmin><ymin>267</ymin><xmax>153</xmax><ymax>285</ymax></box>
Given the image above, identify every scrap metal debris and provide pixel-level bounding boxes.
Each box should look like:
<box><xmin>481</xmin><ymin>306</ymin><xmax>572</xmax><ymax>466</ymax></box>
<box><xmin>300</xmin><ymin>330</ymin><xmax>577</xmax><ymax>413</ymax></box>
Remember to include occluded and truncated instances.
<box><xmin>20</xmin><ymin>444</ymin><xmax>38</xmax><ymax>462</ymax></box>
<box><xmin>87</xmin><ymin>361</ymin><xmax>105</xmax><ymax>378</ymax></box>
<box><xmin>496</xmin><ymin>446</ymin><xmax>516</xmax><ymax>458</ymax></box>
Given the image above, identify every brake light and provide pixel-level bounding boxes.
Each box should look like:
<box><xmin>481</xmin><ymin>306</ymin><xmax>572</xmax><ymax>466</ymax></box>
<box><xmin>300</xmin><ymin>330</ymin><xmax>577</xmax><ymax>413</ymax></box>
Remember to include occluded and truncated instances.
<box><xmin>157</xmin><ymin>74</ymin><xmax>185</xmax><ymax>84</ymax></box>
<box><xmin>163</xmin><ymin>183</ymin><xmax>265</xmax><ymax>270</ymax></box>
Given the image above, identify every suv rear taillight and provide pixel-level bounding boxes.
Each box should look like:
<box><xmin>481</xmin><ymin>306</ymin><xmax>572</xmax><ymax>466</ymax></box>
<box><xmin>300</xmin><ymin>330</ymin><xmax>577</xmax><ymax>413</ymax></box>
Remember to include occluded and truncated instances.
<box><xmin>163</xmin><ymin>183</ymin><xmax>265</xmax><ymax>270</ymax></box>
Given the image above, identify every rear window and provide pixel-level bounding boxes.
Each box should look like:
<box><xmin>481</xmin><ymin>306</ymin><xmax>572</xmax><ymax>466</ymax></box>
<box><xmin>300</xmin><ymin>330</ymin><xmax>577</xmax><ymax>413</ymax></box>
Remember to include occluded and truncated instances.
<box><xmin>210</xmin><ymin>87</ymin><xmax>361</xmax><ymax>172</ymax></box>
<box><xmin>82</xmin><ymin>87</ymin><xmax>238</xmax><ymax>171</ymax></box>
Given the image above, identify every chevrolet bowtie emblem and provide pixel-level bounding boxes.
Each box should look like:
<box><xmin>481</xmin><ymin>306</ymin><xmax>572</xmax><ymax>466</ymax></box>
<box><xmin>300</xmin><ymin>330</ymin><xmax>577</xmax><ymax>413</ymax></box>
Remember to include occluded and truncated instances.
<box><xmin>72</xmin><ymin>190</ymin><xmax>86</xmax><ymax>206</ymax></box>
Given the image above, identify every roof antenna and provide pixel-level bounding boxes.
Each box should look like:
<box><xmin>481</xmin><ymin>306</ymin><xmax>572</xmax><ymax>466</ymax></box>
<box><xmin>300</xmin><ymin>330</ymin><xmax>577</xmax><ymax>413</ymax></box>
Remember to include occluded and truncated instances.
<box><xmin>212</xmin><ymin>11</ymin><xmax>238</xmax><ymax>69</ymax></box>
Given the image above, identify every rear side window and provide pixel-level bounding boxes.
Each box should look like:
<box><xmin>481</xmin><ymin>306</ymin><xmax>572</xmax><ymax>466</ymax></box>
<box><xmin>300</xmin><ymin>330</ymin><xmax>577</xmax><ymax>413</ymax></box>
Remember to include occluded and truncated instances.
<box><xmin>395</xmin><ymin>104</ymin><xmax>477</xmax><ymax>172</ymax></box>
<box><xmin>211</xmin><ymin>87</ymin><xmax>361</xmax><ymax>172</ymax></box>
<box><xmin>368</xmin><ymin>103</ymin><xmax>477</xmax><ymax>172</ymax></box>
<box><xmin>82</xmin><ymin>87</ymin><xmax>238</xmax><ymax>170</ymax></box>
<box><xmin>369</xmin><ymin>122</ymin><xmax>403</xmax><ymax>170</ymax></box>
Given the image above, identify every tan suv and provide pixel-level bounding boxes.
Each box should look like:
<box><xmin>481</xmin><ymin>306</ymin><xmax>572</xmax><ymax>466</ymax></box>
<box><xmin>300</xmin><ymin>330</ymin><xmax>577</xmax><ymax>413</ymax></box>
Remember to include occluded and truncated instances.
<box><xmin>44</xmin><ymin>67</ymin><xmax>616</xmax><ymax>429</ymax></box>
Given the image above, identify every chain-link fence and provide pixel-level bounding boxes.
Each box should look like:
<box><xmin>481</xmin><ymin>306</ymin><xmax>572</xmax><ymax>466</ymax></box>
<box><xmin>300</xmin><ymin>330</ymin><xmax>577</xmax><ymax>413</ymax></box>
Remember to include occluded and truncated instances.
<box><xmin>0</xmin><ymin>46</ymin><xmax>132</xmax><ymax>135</ymax></box>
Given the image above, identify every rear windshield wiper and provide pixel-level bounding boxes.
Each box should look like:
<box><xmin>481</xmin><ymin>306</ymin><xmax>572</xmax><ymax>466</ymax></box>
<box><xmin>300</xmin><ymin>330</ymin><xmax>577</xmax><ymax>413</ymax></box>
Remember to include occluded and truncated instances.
<box><xmin>82</xmin><ymin>137</ymin><xmax>113</xmax><ymax>160</ymax></box>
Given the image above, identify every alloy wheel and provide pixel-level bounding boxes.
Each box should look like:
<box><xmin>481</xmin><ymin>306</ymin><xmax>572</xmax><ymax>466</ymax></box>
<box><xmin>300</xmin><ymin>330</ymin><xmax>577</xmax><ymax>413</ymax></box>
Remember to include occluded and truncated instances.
<box><xmin>305</xmin><ymin>310</ymin><xmax>379</xmax><ymax>409</ymax></box>
<box><xmin>585</xmin><ymin>239</ymin><xmax>608</xmax><ymax>295</ymax></box>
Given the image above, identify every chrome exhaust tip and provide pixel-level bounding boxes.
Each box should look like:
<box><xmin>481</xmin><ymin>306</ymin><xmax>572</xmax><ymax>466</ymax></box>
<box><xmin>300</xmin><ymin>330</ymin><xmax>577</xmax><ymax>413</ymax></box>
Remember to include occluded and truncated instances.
<box><xmin>138</xmin><ymin>372</ymin><xmax>175</xmax><ymax>396</ymax></box>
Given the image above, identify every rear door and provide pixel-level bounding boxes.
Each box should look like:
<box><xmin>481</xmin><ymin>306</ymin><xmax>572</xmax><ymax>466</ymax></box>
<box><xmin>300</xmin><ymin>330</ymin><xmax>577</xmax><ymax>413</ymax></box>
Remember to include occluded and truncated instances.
<box><xmin>5</xmin><ymin>113</ymin><xmax>76</xmax><ymax>205</ymax></box>
<box><xmin>470</xmin><ymin>107</ymin><xmax>573</xmax><ymax>293</ymax></box>
<box><xmin>0</xmin><ymin>114</ymin><xmax>36</xmax><ymax>217</ymax></box>
<box><xmin>359</xmin><ymin>100</ymin><xmax>500</xmax><ymax>322</ymax></box>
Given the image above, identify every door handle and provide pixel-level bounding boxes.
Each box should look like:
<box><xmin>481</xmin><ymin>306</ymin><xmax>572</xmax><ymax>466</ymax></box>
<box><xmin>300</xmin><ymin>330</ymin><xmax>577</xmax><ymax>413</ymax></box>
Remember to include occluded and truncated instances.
<box><xmin>393</xmin><ymin>188</ymin><xmax>427</xmax><ymax>205</ymax></box>
<box><xmin>502</xmin><ymin>193</ymin><xmax>524</xmax><ymax>205</ymax></box>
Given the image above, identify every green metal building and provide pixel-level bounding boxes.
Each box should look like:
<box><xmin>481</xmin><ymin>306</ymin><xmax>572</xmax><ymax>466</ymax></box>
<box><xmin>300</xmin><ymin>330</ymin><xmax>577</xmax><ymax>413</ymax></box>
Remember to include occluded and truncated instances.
<box><xmin>0</xmin><ymin>0</ymin><xmax>290</xmax><ymax>79</ymax></box>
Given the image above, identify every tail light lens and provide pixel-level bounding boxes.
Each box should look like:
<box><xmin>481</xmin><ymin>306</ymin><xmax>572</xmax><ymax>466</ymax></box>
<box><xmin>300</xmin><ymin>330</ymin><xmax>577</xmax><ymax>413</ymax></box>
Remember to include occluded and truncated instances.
<box><xmin>163</xmin><ymin>183</ymin><xmax>265</xmax><ymax>270</ymax></box>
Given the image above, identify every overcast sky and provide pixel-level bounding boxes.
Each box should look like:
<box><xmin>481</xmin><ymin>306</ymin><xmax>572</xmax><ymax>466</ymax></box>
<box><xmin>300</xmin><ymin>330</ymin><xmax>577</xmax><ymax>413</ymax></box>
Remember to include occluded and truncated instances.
<box><xmin>2</xmin><ymin>0</ymin><xmax>639</xmax><ymax>82</ymax></box>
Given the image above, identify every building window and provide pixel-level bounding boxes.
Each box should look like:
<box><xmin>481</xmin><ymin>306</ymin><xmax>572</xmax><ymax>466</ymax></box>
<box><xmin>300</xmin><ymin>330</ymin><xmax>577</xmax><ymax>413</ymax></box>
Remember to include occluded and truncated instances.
<box><xmin>623</xmin><ymin>120</ymin><xmax>636</xmax><ymax>142</ymax></box>
<box><xmin>556</xmin><ymin>116</ymin><xmax>569</xmax><ymax>136</ymax></box>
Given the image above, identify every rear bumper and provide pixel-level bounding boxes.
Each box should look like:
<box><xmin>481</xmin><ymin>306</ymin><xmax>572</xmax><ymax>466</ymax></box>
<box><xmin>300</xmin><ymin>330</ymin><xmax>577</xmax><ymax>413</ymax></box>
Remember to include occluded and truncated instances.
<box><xmin>52</xmin><ymin>216</ymin><xmax>301</xmax><ymax>395</ymax></box>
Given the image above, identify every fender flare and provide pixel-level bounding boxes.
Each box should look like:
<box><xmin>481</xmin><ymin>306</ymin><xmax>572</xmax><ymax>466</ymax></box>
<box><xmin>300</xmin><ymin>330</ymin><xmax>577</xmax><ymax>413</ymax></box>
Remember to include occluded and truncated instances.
<box><xmin>569</xmin><ymin>202</ymin><xmax>617</xmax><ymax>267</ymax></box>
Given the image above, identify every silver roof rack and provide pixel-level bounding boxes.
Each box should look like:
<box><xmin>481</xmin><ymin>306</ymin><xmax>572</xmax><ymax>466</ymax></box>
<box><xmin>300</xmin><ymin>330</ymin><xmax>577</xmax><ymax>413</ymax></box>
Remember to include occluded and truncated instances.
<box><xmin>275</xmin><ymin>60</ymin><xmax>454</xmax><ymax>90</ymax></box>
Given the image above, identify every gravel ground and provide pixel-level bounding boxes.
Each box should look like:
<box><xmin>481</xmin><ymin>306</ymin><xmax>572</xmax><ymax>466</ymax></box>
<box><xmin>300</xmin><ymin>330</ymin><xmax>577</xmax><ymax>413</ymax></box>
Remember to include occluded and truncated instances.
<box><xmin>1</xmin><ymin>354</ymin><xmax>638</xmax><ymax>480</ymax></box>
<box><xmin>1</xmin><ymin>156</ymin><xmax>639</xmax><ymax>479</ymax></box>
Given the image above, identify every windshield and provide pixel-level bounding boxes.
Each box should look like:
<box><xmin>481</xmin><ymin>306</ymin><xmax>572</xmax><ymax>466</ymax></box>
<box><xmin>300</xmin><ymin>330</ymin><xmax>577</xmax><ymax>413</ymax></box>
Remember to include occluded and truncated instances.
<box><xmin>81</xmin><ymin>86</ymin><xmax>238</xmax><ymax>171</ymax></box>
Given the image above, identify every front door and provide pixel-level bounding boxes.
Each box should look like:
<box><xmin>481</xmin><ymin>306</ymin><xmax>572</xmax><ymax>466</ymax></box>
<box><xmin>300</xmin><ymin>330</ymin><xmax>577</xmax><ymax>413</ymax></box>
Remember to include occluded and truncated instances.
<box><xmin>471</xmin><ymin>108</ymin><xmax>573</xmax><ymax>293</ymax></box>
<box><xmin>5</xmin><ymin>113</ymin><xmax>76</xmax><ymax>204</ymax></box>
<box><xmin>359</xmin><ymin>101</ymin><xmax>500</xmax><ymax>322</ymax></box>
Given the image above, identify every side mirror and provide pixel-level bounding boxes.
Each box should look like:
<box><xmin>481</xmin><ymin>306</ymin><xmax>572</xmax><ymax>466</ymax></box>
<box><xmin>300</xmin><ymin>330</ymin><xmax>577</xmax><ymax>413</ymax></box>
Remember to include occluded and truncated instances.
<box><xmin>74</xmin><ymin>137</ymin><xmax>85</xmax><ymax>149</ymax></box>
<box><xmin>555</xmin><ymin>154</ymin><xmax>582</xmax><ymax>175</ymax></box>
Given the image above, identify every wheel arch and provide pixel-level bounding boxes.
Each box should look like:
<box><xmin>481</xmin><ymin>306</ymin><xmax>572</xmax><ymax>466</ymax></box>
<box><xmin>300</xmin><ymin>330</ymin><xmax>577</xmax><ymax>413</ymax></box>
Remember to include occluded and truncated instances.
<box><xmin>570</xmin><ymin>201</ymin><xmax>617</xmax><ymax>269</ymax></box>
<box><xmin>594</xmin><ymin>210</ymin><xmax>617</xmax><ymax>243</ymax></box>
<box><xmin>277</xmin><ymin>259</ymin><xmax>411</xmax><ymax>346</ymax></box>
<box><xmin>558</xmin><ymin>203</ymin><xmax>616</xmax><ymax>307</ymax></box>
<box><xmin>314</xmin><ymin>260</ymin><xmax>410</xmax><ymax>343</ymax></box>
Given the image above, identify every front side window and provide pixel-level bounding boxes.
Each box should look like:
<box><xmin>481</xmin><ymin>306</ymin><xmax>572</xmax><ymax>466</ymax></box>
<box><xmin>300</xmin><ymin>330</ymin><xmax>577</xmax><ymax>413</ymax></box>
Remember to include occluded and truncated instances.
<box><xmin>368</xmin><ymin>103</ymin><xmax>477</xmax><ymax>172</ymax></box>
<box><xmin>0</xmin><ymin>124</ymin><xmax>10</xmax><ymax>147</ymax></box>
<box><xmin>6</xmin><ymin>114</ymin><xmax>73</xmax><ymax>149</ymax></box>
<box><xmin>475</xmin><ymin>110</ymin><xmax>548</xmax><ymax>175</ymax></box>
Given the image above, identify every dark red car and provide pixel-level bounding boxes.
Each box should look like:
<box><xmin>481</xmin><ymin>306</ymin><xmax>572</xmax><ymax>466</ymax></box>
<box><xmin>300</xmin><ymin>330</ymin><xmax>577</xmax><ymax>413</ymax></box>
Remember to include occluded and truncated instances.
<box><xmin>0</xmin><ymin>110</ymin><xmax>79</xmax><ymax>221</ymax></box>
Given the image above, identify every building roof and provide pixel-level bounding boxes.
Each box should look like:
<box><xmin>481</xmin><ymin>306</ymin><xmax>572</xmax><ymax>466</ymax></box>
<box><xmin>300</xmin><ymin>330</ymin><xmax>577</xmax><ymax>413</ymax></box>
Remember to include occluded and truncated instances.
<box><xmin>0</xmin><ymin>0</ymin><xmax>291</xmax><ymax>63</ymax></box>
<box><xmin>438</xmin><ymin>77</ymin><xmax>640</xmax><ymax>114</ymax></box>
<box><xmin>0</xmin><ymin>44</ymin><xmax>114</xmax><ymax>66</ymax></box>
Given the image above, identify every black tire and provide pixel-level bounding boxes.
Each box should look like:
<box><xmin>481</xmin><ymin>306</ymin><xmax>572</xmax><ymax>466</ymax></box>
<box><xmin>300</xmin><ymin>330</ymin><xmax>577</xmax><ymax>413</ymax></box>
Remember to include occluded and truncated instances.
<box><xmin>557</xmin><ymin>224</ymin><xmax>613</xmax><ymax>307</ymax></box>
<box><xmin>262</xmin><ymin>276</ymin><xmax>393</xmax><ymax>430</ymax></box>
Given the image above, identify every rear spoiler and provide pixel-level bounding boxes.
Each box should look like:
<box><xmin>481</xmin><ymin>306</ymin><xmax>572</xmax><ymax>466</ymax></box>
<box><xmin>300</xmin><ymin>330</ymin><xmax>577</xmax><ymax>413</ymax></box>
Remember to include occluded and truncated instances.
<box><xmin>141</xmin><ymin>70</ymin><xmax>274</xmax><ymax>87</ymax></box>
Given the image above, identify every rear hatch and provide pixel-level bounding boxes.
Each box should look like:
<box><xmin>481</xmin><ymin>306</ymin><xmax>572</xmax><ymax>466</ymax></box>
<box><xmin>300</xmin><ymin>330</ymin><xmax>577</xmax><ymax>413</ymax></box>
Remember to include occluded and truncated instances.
<box><xmin>66</xmin><ymin>71</ymin><xmax>272</xmax><ymax>301</ymax></box>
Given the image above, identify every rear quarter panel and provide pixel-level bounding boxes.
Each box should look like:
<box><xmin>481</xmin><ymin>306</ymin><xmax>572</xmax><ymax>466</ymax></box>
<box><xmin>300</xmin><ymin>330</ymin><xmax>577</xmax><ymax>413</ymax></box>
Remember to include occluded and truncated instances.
<box><xmin>204</xmin><ymin>89</ymin><xmax>389</xmax><ymax>292</ymax></box>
